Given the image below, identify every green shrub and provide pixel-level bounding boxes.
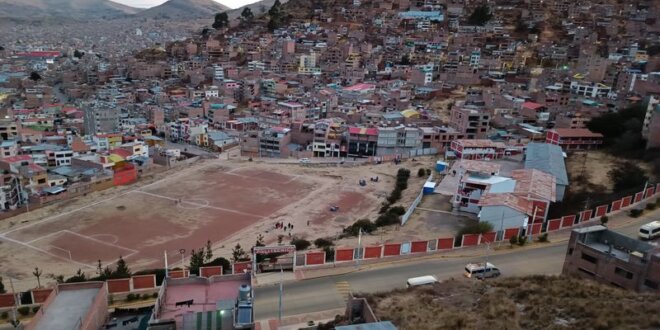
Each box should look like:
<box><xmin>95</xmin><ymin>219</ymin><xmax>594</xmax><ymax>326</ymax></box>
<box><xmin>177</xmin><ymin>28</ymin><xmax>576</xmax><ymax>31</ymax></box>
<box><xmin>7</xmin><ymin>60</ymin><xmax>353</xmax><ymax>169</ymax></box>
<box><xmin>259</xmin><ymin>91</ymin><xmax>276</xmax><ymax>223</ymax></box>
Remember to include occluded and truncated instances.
<box><xmin>645</xmin><ymin>203</ymin><xmax>656</xmax><ymax>210</ymax></box>
<box><xmin>126</xmin><ymin>293</ymin><xmax>137</xmax><ymax>301</ymax></box>
<box><xmin>344</xmin><ymin>219</ymin><xmax>377</xmax><ymax>237</ymax></box>
<box><xmin>378</xmin><ymin>203</ymin><xmax>390</xmax><ymax>214</ymax></box>
<box><xmin>32</xmin><ymin>306</ymin><xmax>40</xmax><ymax>313</ymax></box>
<box><xmin>375</xmin><ymin>212</ymin><xmax>400</xmax><ymax>227</ymax></box>
<box><xmin>457</xmin><ymin>222</ymin><xmax>494</xmax><ymax>237</ymax></box>
<box><xmin>314</xmin><ymin>238</ymin><xmax>334</xmax><ymax>249</ymax></box>
<box><xmin>517</xmin><ymin>236</ymin><xmax>527</xmax><ymax>246</ymax></box>
<box><xmin>1</xmin><ymin>311</ymin><xmax>8</xmax><ymax>319</ymax></box>
<box><xmin>509</xmin><ymin>235</ymin><xmax>518</xmax><ymax>246</ymax></box>
<box><xmin>426</xmin><ymin>168</ymin><xmax>432</xmax><ymax>176</ymax></box>
<box><xmin>290</xmin><ymin>238</ymin><xmax>311</xmax><ymax>251</ymax></box>
<box><xmin>323</xmin><ymin>246</ymin><xmax>335</xmax><ymax>262</ymax></box>
<box><xmin>152</xmin><ymin>292</ymin><xmax>159</xmax><ymax>299</ymax></box>
<box><xmin>142</xmin><ymin>293</ymin><xmax>151</xmax><ymax>300</ymax></box>
<box><xmin>17</xmin><ymin>306</ymin><xmax>30</xmax><ymax>316</ymax></box>
<box><xmin>600</xmin><ymin>216</ymin><xmax>609</xmax><ymax>225</ymax></box>
<box><xmin>537</xmin><ymin>233</ymin><xmax>549</xmax><ymax>243</ymax></box>
<box><xmin>629</xmin><ymin>209</ymin><xmax>644</xmax><ymax>218</ymax></box>
<box><xmin>417</xmin><ymin>168</ymin><xmax>426</xmax><ymax>177</ymax></box>
<box><xmin>388</xmin><ymin>206</ymin><xmax>406</xmax><ymax>216</ymax></box>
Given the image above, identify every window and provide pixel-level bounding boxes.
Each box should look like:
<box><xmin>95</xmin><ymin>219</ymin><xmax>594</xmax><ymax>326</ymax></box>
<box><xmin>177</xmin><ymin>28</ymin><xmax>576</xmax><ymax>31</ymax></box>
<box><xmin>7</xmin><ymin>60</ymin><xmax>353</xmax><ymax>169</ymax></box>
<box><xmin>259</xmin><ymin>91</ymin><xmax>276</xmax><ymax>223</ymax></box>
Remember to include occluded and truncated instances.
<box><xmin>578</xmin><ymin>268</ymin><xmax>595</xmax><ymax>276</ymax></box>
<box><xmin>581</xmin><ymin>253</ymin><xmax>597</xmax><ymax>264</ymax></box>
<box><xmin>614</xmin><ymin>267</ymin><xmax>634</xmax><ymax>280</ymax></box>
<box><xmin>644</xmin><ymin>279</ymin><xmax>658</xmax><ymax>290</ymax></box>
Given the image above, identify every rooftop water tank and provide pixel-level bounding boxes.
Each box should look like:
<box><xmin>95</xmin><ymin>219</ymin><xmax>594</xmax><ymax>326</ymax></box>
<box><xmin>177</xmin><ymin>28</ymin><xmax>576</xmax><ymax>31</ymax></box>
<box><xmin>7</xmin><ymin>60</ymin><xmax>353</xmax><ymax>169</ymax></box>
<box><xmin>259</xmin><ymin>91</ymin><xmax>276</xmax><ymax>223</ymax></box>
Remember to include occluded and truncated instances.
<box><xmin>238</xmin><ymin>284</ymin><xmax>251</xmax><ymax>302</ymax></box>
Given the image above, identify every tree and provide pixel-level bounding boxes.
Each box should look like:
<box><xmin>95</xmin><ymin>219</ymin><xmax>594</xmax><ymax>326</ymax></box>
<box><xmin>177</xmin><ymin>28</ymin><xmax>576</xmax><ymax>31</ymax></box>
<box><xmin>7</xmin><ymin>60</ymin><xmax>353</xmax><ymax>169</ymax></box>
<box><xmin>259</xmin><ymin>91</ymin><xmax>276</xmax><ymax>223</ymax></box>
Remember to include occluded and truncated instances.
<box><xmin>344</xmin><ymin>219</ymin><xmax>377</xmax><ymax>237</ymax></box>
<box><xmin>314</xmin><ymin>238</ymin><xmax>334</xmax><ymax>249</ymax></box>
<box><xmin>0</xmin><ymin>276</ymin><xmax>5</xmax><ymax>294</ymax></box>
<box><xmin>29</xmin><ymin>72</ymin><xmax>41</xmax><ymax>81</ymax></box>
<box><xmin>290</xmin><ymin>238</ymin><xmax>311</xmax><ymax>251</ymax></box>
<box><xmin>65</xmin><ymin>269</ymin><xmax>86</xmax><ymax>283</ymax></box>
<box><xmin>189</xmin><ymin>248</ymin><xmax>205</xmax><ymax>275</ymax></box>
<box><xmin>232</xmin><ymin>243</ymin><xmax>248</xmax><ymax>262</ymax></box>
<box><xmin>399</xmin><ymin>54</ymin><xmax>411</xmax><ymax>65</ymax></box>
<box><xmin>467</xmin><ymin>5</ymin><xmax>493</xmax><ymax>26</ymax></box>
<box><xmin>32</xmin><ymin>267</ymin><xmax>43</xmax><ymax>288</ymax></box>
<box><xmin>608</xmin><ymin>161</ymin><xmax>648</xmax><ymax>191</ymax></box>
<box><xmin>114</xmin><ymin>256</ymin><xmax>131</xmax><ymax>278</ymax></box>
<box><xmin>241</xmin><ymin>7</ymin><xmax>254</xmax><ymax>22</ymax></box>
<box><xmin>73</xmin><ymin>49</ymin><xmax>84</xmax><ymax>58</ymax></box>
<box><xmin>255</xmin><ymin>234</ymin><xmax>265</xmax><ymax>247</ymax></box>
<box><xmin>205</xmin><ymin>240</ymin><xmax>213</xmax><ymax>263</ymax></box>
<box><xmin>204</xmin><ymin>257</ymin><xmax>231</xmax><ymax>274</ymax></box>
<box><xmin>212</xmin><ymin>12</ymin><xmax>229</xmax><ymax>29</ymax></box>
<box><xmin>267</xmin><ymin>0</ymin><xmax>285</xmax><ymax>31</ymax></box>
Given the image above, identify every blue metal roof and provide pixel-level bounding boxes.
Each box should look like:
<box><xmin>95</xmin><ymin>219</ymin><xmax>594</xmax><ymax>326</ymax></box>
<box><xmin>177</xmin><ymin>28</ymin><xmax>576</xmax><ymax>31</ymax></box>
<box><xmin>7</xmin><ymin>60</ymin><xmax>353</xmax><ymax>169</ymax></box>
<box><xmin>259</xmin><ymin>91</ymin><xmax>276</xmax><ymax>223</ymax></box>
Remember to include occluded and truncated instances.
<box><xmin>524</xmin><ymin>143</ymin><xmax>569</xmax><ymax>185</ymax></box>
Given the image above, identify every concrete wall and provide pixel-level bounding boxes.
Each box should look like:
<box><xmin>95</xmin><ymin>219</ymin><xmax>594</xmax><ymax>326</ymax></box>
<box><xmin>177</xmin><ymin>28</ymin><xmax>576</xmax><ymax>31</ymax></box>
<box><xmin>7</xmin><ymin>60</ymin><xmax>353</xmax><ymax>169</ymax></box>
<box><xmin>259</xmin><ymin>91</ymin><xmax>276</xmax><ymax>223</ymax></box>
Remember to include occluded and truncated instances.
<box><xmin>480</xmin><ymin>205</ymin><xmax>526</xmax><ymax>230</ymax></box>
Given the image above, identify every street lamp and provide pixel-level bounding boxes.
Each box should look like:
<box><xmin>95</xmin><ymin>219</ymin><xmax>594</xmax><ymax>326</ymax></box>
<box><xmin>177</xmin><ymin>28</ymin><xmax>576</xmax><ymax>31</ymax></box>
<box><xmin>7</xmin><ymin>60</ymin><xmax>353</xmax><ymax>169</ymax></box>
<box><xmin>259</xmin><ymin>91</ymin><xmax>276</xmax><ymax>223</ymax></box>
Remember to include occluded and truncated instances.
<box><xmin>179</xmin><ymin>249</ymin><xmax>186</xmax><ymax>271</ymax></box>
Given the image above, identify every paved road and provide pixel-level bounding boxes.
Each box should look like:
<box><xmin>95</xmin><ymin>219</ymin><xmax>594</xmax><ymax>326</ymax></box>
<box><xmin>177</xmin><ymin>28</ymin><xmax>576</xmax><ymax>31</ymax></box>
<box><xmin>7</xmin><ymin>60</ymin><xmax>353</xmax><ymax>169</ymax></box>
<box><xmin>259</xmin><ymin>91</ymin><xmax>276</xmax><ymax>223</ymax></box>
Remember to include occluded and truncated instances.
<box><xmin>254</xmin><ymin>217</ymin><xmax>654</xmax><ymax>320</ymax></box>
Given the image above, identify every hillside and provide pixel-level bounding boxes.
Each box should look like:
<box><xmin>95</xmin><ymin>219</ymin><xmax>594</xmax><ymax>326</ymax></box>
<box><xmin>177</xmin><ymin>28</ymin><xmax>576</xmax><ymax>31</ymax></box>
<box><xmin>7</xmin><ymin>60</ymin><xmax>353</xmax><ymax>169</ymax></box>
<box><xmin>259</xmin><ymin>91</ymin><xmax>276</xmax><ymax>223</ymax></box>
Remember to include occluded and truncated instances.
<box><xmin>359</xmin><ymin>275</ymin><xmax>660</xmax><ymax>329</ymax></box>
<box><xmin>0</xmin><ymin>0</ymin><xmax>141</xmax><ymax>19</ymax></box>
<box><xmin>138</xmin><ymin>0</ymin><xmax>229</xmax><ymax>19</ymax></box>
<box><xmin>225</xmin><ymin>0</ymin><xmax>289</xmax><ymax>19</ymax></box>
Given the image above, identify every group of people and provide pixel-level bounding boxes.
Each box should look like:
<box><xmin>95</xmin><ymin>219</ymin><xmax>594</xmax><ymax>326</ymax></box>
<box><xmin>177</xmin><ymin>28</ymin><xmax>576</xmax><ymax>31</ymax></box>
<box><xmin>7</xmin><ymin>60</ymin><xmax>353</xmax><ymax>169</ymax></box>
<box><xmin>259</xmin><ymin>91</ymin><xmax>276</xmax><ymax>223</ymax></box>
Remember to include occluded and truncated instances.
<box><xmin>275</xmin><ymin>221</ymin><xmax>294</xmax><ymax>231</ymax></box>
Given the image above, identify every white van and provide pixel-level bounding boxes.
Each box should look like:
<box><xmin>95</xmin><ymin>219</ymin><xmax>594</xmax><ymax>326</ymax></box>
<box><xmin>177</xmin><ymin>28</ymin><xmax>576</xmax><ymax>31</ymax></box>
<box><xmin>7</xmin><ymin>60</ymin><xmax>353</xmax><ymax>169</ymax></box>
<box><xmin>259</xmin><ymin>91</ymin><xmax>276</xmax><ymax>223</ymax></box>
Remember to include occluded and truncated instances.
<box><xmin>639</xmin><ymin>221</ymin><xmax>660</xmax><ymax>240</ymax></box>
<box><xmin>464</xmin><ymin>262</ymin><xmax>501</xmax><ymax>279</ymax></box>
<box><xmin>406</xmin><ymin>275</ymin><xmax>438</xmax><ymax>288</ymax></box>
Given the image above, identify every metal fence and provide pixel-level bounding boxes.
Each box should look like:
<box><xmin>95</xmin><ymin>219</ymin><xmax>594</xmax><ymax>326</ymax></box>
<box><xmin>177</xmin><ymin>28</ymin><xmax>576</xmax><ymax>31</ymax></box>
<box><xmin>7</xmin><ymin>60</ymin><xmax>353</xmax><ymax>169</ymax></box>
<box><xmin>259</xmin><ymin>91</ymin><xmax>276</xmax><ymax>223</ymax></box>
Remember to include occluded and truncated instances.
<box><xmin>401</xmin><ymin>174</ymin><xmax>434</xmax><ymax>225</ymax></box>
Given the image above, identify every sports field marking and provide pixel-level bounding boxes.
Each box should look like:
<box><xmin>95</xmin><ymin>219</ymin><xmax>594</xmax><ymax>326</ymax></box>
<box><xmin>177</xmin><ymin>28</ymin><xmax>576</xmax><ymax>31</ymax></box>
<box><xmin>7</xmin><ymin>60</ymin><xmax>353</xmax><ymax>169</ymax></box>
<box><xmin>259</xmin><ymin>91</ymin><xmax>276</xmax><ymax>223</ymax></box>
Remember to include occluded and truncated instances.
<box><xmin>27</xmin><ymin>230</ymin><xmax>67</xmax><ymax>244</ymax></box>
<box><xmin>64</xmin><ymin>230</ymin><xmax>138</xmax><ymax>254</ymax></box>
<box><xmin>0</xmin><ymin>235</ymin><xmax>96</xmax><ymax>269</ymax></box>
<box><xmin>89</xmin><ymin>233</ymin><xmax>120</xmax><ymax>244</ymax></box>
<box><xmin>0</xmin><ymin>159</ymin><xmax>222</xmax><ymax>237</ymax></box>
<box><xmin>133</xmin><ymin>190</ymin><xmax>265</xmax><ymax>218</ymax></box>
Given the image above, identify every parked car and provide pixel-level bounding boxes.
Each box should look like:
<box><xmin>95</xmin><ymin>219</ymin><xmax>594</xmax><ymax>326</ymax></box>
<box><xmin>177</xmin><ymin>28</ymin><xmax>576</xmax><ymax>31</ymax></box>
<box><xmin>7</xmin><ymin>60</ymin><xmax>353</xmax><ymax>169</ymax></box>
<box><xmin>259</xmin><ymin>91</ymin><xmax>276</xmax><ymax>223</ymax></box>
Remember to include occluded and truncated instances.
<box><xmin>464</xmin><ymin>262</ymin><xmax>500</xmax><ymax>279</ymax></box>
<box><xmin>639</xmin><ymin>221</ymin><xmax>660</xmax><ymax>240</ymax></box>
<box><xmin>299</xmin><ymin>158</ymin><xmax>311</xmax><ymax>164</ymax></box>
<box><xmin>406</xmin><ymin>275</ymin><xmax>439</xmax><ymax>288</ymax></box>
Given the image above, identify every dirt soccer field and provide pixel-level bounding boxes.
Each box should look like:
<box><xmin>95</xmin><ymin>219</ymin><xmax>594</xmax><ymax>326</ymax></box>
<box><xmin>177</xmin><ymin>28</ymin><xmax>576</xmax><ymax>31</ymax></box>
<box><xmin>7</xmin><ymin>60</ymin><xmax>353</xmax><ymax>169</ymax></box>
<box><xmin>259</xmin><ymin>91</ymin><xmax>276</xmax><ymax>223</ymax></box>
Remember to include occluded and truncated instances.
<box><xmin>0</xmin><ymin>157</ymin><xmax>429</xmax><ymax>290</ymax></box>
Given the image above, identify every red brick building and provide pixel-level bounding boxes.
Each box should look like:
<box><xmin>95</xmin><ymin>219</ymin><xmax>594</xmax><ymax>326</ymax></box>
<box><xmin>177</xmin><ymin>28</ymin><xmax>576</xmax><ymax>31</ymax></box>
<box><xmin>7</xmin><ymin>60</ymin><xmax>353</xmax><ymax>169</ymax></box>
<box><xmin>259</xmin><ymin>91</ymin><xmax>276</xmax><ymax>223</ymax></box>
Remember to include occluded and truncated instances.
<box><xmin>545</xmin><ymin>128</ymin><xmax>603</xmax><ymax>151</ymax></box>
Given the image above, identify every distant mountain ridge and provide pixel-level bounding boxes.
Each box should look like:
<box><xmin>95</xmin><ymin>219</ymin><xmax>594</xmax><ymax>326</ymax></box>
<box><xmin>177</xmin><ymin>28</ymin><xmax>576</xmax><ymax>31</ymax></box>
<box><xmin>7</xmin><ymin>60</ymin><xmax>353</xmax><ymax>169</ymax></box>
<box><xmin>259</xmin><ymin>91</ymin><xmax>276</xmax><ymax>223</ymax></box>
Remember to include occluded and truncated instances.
<box><xmin>0</xmin><ymin>0</ymin><xmax>141</xmax><ymax>19</ymax></box>
<box><xmin>137</xmin><ymin>0</ymin><xmax>230</xmax><ymax>19</ymax></box>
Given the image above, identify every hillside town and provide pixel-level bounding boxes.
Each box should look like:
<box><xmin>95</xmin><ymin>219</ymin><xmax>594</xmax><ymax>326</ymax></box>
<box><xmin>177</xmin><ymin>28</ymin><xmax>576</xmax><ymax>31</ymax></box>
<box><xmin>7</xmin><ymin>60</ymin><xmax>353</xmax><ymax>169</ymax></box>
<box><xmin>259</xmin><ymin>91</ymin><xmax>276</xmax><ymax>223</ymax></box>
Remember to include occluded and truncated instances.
<box><xmin>0</xmin><ymin>0</ymin><xmax>659</xmax><ymax>329</ymax></box>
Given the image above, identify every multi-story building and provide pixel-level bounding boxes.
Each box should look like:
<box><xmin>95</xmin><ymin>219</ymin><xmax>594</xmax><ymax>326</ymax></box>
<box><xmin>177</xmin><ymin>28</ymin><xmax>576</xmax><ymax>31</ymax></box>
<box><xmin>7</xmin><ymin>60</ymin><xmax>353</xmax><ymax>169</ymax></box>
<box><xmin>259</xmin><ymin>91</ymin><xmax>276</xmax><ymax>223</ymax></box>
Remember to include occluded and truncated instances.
<box><xmin>545</xmin><ymin>128</ymin><xmax>603</xmax><ymax>151</ymax></box>
<box><xmin>84</xmin><ymin>104</ymin><xmax>120</xmax><ymax>135</ymax></box>
<box><xmin>555</xmin><ymin>112</ymin><xmax>590</xmax><ymax>129</ymax></box>
<box><xmin>449</xmin><ymin>107</ymin><xmax>491</xmax><ymax>139</ymax></box>
<box><xmin>376</xmin><ymin>125</ymin><xmax>422</xmax><ymax>156</ymax></box>
<box><xmin>312</xmin><ymin>119</ymin><xmax>343</xmax><ymax>158</ymax></box>
<box><xmin>0</xmin><ymin>173</ymin><xmax>24</xmax><ymax>210</ymax></box>
<box><xmin>641</xmin><ymin>95</ymin><xmax>659</xmax><ymax>139</ymax></box>
<box><xmin>259</xmin><ymin>127</ymin><xmax>291</xmax><ymax>158</ymax></box>
<box><xmin>449</xmin><ymin>139</ymin><xmax>506</xmax><ymax>160</ymax></box>
<box><xmin>563</xmin><ymin>225</ymin><xmax>660</xmax><ymax>293</ymax></box>
<box><xmin>347</xmin><ymin>127</ymin><xmax>378</xmax><ymax>157</ymax></box>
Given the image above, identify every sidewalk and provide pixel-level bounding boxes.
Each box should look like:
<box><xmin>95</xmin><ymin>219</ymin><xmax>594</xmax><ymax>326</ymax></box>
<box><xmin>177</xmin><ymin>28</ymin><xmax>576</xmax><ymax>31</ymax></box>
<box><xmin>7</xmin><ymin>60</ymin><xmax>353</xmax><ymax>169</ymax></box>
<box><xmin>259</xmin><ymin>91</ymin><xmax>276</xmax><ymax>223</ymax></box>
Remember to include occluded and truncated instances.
<box><xmin>254</xmin><ymin>204</ymin><xmax>659</xmax><ymax>287</ymax></box>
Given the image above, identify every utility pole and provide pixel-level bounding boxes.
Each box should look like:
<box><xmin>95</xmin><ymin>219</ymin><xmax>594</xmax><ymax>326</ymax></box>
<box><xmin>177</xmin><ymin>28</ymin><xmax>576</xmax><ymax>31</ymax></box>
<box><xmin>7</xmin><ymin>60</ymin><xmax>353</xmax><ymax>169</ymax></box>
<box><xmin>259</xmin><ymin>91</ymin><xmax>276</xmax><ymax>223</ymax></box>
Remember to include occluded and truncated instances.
<box><xmin>278</xmin><ymin>265</ymin><xmax>283</xmax><ymax>321</ymax></box>
<box><xmin>9</xmin><ymin>277</ymin><xmax>17</xmax><ymax>326</ymax></box>
<box><xmin>164</xmin><ymin>251</ymin><xmax>169</xmax><ymax>278</ymax></box>
<box><xmin>356</xmin><ymin>228</ymin><xmax>362</xmax><ymax>269</ymax></box>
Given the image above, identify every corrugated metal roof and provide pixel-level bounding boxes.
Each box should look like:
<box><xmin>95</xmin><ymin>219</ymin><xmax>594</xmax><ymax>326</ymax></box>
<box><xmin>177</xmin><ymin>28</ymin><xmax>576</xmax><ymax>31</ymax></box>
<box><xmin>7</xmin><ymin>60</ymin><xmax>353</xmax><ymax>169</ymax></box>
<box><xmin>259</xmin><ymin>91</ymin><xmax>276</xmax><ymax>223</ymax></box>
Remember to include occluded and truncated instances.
<box><xmin>525</xmin><ymin>143</ymin><xmax>569</xmax><ymax>185</ymax></box>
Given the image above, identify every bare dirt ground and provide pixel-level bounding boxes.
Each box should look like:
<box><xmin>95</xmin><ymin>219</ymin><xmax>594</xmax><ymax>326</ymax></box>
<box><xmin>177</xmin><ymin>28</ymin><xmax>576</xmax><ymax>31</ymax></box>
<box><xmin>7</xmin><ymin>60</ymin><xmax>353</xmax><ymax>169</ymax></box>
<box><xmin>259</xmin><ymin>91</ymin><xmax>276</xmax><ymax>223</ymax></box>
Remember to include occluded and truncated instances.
<box><xmin>363</xmin><ymin>275</ymin><xmax>660</xmax><ymax>330</ymax></box>
<box><xmin>565</xmin><ymin>151</ymin><xmax>653</xmax><ymax>193</ymax></box>
<box><xmin>0</xmin><ymin>155</ymin><xmax>440</xmax><ymax>291</ymax></box>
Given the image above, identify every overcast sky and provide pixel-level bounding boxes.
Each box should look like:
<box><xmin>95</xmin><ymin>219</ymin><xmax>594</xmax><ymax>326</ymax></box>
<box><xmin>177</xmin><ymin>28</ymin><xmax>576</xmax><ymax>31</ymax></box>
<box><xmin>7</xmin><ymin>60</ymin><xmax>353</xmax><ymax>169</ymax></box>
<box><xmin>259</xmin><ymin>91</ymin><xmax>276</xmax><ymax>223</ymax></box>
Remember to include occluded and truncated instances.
<box><xmin>111</xmin><ymin>0</ymin><xmax>259</xmax><ymax>9</ymax></box>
